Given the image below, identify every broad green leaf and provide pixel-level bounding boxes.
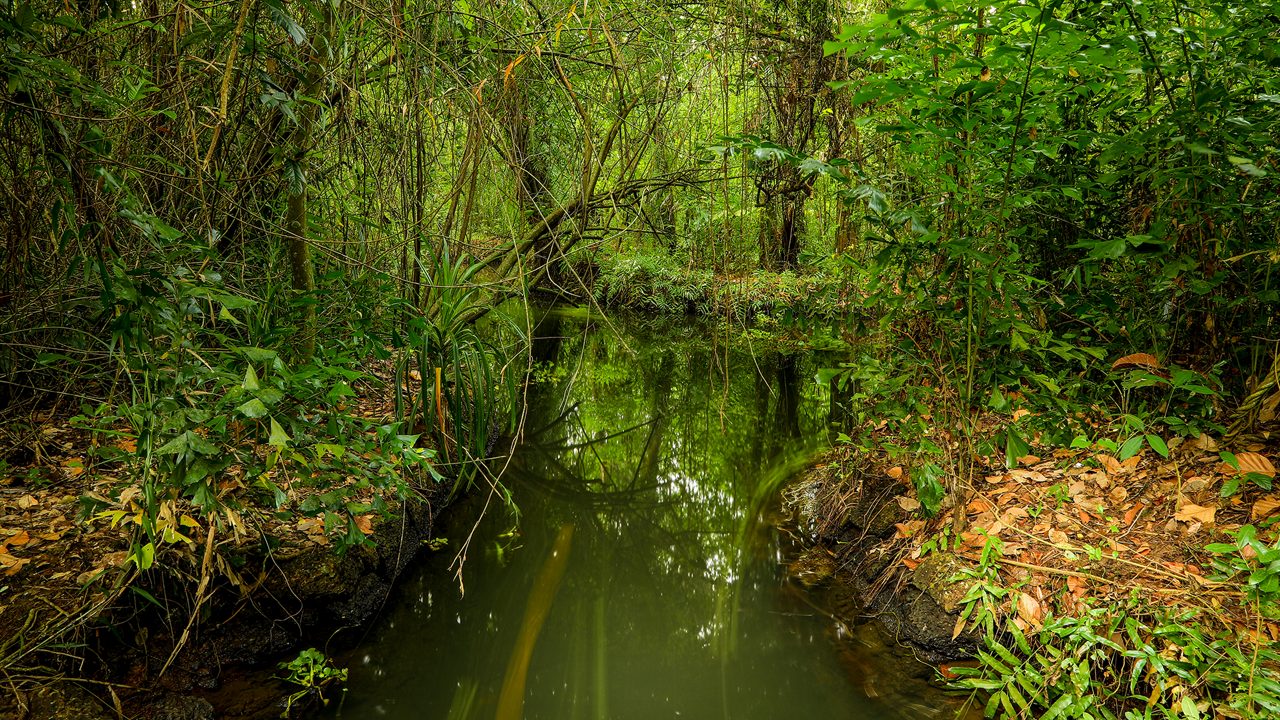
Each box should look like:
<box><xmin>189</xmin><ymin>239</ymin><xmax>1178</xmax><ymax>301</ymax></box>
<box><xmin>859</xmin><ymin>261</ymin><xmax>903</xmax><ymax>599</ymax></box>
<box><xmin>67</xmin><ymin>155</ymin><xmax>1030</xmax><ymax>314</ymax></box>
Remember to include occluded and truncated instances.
<box><xmin>1145</xmin><ymin>434</ymin><xmax>1169</xmax><ymax>458</ymax></box>
<box><xmin>269</xmin><ymin>418</ymin><xmax>292</xmax><ymax>448</ymax></box>
<box><xmin>155</xmin><ymin>432</ymin><xmax>190</xmax><ymax>455</ymax></box>
<box><xmin>237</xmin><ymin>398</ymin><xmax>269</xmax><ymax>418</ymax></box>
<box><xmin>131</xmin><ymin>542</ymin><xmax>155</xmax><ymax>571</ymax></box>
<box><xmin>1118</xmin><ymin>435</ymin><xmax>1144</xmax><ymax>461</ymax></box>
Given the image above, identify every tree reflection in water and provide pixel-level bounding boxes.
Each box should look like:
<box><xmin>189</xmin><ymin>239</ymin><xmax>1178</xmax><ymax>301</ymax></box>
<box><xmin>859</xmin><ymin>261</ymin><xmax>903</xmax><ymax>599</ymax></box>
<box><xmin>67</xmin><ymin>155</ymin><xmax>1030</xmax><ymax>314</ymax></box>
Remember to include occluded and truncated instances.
<box><xmin>325</xmin><ymin>309</ymin><xmax>903</xmax><ymax>720</ymax></box>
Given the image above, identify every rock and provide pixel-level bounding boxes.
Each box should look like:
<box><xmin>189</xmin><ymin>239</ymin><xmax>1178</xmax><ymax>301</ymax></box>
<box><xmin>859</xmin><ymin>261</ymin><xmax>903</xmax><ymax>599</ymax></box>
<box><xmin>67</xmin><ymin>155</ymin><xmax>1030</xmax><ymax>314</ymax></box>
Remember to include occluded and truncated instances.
<box><xmin>910</xmin><ymin>553</ymin><xmax>970</xmax><ymax>614</ymax></box>
<box><xmin>789</xmin><ymin>546</ymin><xmax>838</xmax><ymax>587</ymax></box>
<box><xmin>787</xmin><ymin>459</ymin><xmax>976</xmax><ymax>662</ymax></box>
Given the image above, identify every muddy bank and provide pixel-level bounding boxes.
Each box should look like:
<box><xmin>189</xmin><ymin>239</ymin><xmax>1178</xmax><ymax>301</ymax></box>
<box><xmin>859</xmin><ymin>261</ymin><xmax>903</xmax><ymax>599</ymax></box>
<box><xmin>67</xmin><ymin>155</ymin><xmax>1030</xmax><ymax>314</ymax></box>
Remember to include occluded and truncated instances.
<box><xmin>1</xmin><ymin>493</ymin><xmax>439</xmax><ymax>720</ymax></box>
<box><xmin>785</xmin><ymin>454</ymin><xmax>976</xmax><ymax>665</ymax></box>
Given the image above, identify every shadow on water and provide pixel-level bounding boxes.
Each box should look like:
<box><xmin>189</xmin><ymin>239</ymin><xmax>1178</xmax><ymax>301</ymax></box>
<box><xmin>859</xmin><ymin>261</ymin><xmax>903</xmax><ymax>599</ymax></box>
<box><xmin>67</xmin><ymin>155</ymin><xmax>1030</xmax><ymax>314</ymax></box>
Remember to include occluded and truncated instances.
<box><xmin>319</xmin><ymin>308</ymin><xmax>960</xmax><ymax>720</ymax></box>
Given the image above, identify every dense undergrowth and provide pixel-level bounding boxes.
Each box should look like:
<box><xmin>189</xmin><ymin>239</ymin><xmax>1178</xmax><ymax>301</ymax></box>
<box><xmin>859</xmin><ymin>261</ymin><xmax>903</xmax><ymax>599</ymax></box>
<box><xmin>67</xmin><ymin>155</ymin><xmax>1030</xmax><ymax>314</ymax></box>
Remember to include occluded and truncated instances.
<box><xmin>1</xmin><ymin>0</ymin><xmax>1279</xmax><ymax>714</ymax></box>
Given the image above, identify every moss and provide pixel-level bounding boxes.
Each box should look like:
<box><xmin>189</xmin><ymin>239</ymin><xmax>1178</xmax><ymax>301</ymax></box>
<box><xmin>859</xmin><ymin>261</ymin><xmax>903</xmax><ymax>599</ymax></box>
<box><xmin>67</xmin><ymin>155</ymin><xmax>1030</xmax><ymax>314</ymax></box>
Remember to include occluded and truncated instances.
<box><xmin>910</xmin><ymin>552</ymin><xmax>971</xmax><ymax>614</ymax></box>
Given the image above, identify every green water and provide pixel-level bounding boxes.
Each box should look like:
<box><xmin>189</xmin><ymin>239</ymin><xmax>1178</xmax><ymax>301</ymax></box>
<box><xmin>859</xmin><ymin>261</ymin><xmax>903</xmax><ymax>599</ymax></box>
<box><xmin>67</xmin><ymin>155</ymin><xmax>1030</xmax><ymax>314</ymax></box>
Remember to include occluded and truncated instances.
<box><xmin>322</xmin><ymin>310</ymin><xmax>942</xmax><ymax>719</ymax></box>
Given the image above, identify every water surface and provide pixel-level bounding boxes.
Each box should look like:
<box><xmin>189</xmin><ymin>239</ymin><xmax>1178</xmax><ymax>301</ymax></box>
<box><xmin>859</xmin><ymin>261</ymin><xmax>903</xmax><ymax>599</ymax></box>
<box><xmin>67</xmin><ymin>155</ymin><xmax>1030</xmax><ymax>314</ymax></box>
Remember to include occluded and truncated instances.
<box><xmin>323</xmin><ymin>310</ymin><xmax>929</xmax><ymax>719</ymax></box>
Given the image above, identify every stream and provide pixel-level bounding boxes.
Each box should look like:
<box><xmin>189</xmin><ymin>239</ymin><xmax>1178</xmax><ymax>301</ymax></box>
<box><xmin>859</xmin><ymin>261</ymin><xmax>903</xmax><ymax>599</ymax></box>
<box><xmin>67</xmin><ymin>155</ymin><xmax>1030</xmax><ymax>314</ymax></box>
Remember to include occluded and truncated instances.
<box><xmin>318</xmin><ymin>308</ymin><xmax>958</xmax><ymax>719</ymax></box>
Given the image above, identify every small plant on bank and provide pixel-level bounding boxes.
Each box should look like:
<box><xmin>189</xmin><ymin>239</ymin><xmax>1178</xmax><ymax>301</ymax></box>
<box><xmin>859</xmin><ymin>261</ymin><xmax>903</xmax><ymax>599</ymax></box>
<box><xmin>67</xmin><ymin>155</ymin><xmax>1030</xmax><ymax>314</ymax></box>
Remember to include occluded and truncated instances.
<box><xmin>278</xmin><ymin>647</ymin><xmax>348</xmax><ymax>716</ymax></box>
<box><xmin>949</xmin><ymin>594</ymin><xmax>1280</xmax><ymax>719</ymax></box>
<box><xmin>397</xmin><ymin>242</ymin><xmax>522</xmax><ymax>496</ymax></box>
<box><xmin>1206</xmin><ymin>525</ymin><xmax>1280</xmax><ymax>616</ymax></box>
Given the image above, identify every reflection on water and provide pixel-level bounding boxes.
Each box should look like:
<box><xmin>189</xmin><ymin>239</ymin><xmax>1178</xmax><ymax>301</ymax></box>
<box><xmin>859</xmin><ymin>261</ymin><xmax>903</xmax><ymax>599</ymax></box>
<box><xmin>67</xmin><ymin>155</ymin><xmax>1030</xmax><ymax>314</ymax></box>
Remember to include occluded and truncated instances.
<box><xmin>323</xmin><ymin>310</ymin><xmax>931</xmax><ymax>719</ymax></box>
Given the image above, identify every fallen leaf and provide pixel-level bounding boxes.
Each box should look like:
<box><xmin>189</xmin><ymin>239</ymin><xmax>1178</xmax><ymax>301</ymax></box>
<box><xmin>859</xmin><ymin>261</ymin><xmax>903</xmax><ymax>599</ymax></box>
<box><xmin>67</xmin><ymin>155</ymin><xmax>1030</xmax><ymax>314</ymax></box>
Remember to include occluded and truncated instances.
<box><xmin>951</xmin><ymin>615</ymin><xmax>967</xmax><ymax>641</ymax></box>
<box><xmin>1123</xmin><ymin>503</ymin><xmax>1146</xmax><ymax>526</ymax></box>
<box><xmin>1193</xmin><ymin>433</ymin><xmax>1219</xmax><ymax>452</ymax></box>
<box><xmin>1174</xmin><ymin>502</ymin><xmax>1217</xmax><ymax>525</ymax></box>
<box><xmin>886</xmin><ymin>466</ymin><xmax>904</xmax><ymax>480</ymax></box>
<box><xmin>16</xmin><ymin>495</ymin><xmax>38</xmax><ymax>510</ymax></box>
<box><xmin>1010</xmin><ymin>468</ymin><xmax>1050</xmax><ymax>483</ymax></box>
<box><xmin>1097</xmin><ymin>454</ymin><xmax>1122</xmax><ymax>475</ymax></box>
<box><xmin>62</xmin><ymin>458</ymin><xmax>85</xmax><ymax>477</ymax></box>
<box><xmin>1111</xmin><ymin>352</ymin><xmax>1161</xmax><ymax>370</ymax></box>
<box><xmin>966</xmin><ymin>497</ymin><xmax>995</xmax><ymax>514</ymax></box>
<box><xmin>894</xmin><ymin>520</ymin><xmax>925</xmax><ymax>539</ymax></box>
<box><xmin>891</xmin><ymin>495</ymin><xmax>922</xmax><ymax>513</ymax></box>
<box><xmin>354</xmin><ymin>514</ymin><xmax>374</xmax><ymax>535</ymax></box>
<box><xmin>1067</xmin><ymin>575</ymin><xmax>1088</xmax><ymax>599</ymax></box>
<box><xmin>1012</xmin><ymin>409</ymin><xmax>1031</xmax><ymax>422</ymax></box>
<box><xmin>1220</xmin><ymin>452</ymin><xmax>1276</xmax><ymax>478</ymax></box>
<box><xmin>7</xmin><ymin>530</ymin><xmax>29</xmax><ymax>547</ymax></box>
<box><xmin>1</xmin><ymin>555</ymin><xmax>29</xmax><ymax>576</ymax></box>
<box><xmin>1017</xmin><ymin>455</ymin><xmax>1041</xmax><ymax>466</ymax></box>
<box><xmin>1016</xmin><ymin>592</ymin><xmax>1043</xmax><ymax>628</ymax></box>
<box><xmin>1048</xmin><ymin>528</ymin><xmax>1069</xmax><ymax>545</ymax></box>
<box><xmin>1253</xmin><ymin>497</ymin><xmax>1280</xmax><ymax>521</ymax></box>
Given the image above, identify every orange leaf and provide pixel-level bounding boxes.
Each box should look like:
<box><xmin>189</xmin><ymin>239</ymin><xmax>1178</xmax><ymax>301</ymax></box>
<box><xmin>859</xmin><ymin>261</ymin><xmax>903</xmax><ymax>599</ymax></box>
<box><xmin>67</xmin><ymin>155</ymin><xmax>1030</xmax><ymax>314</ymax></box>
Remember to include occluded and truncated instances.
<box><xmin>1111</xmin><ymin>352</ymin><xmax>1161</xmax><ymax>371</ymax></box>
<box><xmin>886</xmin><ymin>466</ymin><xmax>904</xmax><ymax>480</ymax></box>
<box><xmin>1174</xmin><ymin>502</ymin><xmax>1217</xmax><ymax>525</ymax></box>
<box><xmin>1067</xmin><ymin>575</ymin><xmax>1088</xmax><ymax>599</ymax></box>
<box><xmin>894</xmin><ymin>520</ymin><xmax>925</xmax><ymax>539</ymax></box>
<box><xmin>1097</xmin><ymin>454</ymin><xmax>1123</xmax><ymax>475</ymax></box>
<box><xmin>1193</xmin><ymin>433</ymin><xmax>1219</xmax><ymax>452</ymax></box>
<box><xmin>1253</xmin><ymin>497</ymin><xmax>1280</xmax><ymax>521</ymax></box>
<box><xmin>1048</xmin><ymin>528</ymin><xmax>1069</xmax><ymax>545</ymax></box>
<box><xmin>1226</xmin><ymin>452</ymin><xmax>1276</xmax><ymax>478</ymax></box>
<box><xmin>967</xmin><ymin>498</ymin><xmax>995</xmax><ymax>514</ymax></box>
<box><xmin>0</xmin><ymin>553</ymin><xmax>28</xmax><ymax>576</ymax></box>
<box><xmin>7</xmin><ymin>530</ymin><xmax>29</xmax><ymax>547</ymax></box>
<box><xmin>354</xmin><ymin>514</ymin><xmax>374</xmax><ymax>535</ymax></box>
<box><xmin>1123</xmin><ymin>503</ymin><xmax>1145</xmax><ymax>526</ymax></box>
<box><xmin>1016</xmin><ymin>592</ymin><xmax>1043</xmax><ymax>628</ymax></box>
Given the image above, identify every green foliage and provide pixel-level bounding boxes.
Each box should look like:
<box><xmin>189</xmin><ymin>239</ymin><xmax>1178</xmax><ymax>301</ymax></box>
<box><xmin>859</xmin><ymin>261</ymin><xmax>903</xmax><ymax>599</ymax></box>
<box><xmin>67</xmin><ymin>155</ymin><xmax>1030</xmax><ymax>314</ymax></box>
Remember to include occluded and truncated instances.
<box><xmin>953</xmin><ymin>536</ymin><xmax>1010</xmax><ymax>637</ymax></box>
<box><xmin>1206</xmin><ymin>525</ymin><xmax>1280</xmax><ymax>615</ymax></box>
<box><xmin>278</xmin><ymin>647</ymin><xmax>348</xmax><ymax>716</ymax></box>
<box><xmin>397</xmin><ymin>242</ymin><xmax>522</xmax><ymax>496</ymax></box>
<box><xmin>1216</xmin><ymin>454</ymin><xmax>1276</xmax><ymax>498</ymax></box>
<box><xmin>953</xmin><ymin>611</ymin><xmax>1127</xmax><ymax>720</ymax></box>
<box><xmin>951</xmin><ymin>603</ymin><xmax>1280</xmax><ymax>719</ymax></box>
<box><xmin>68</xmin><ymin>251</ymin><xmax>432</xmax><ymax>561</ymax></box>
<box><xmin>593</xmin><ymin>251</ymin><xmax>714</xmax><ymax>314</ymax></box>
